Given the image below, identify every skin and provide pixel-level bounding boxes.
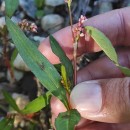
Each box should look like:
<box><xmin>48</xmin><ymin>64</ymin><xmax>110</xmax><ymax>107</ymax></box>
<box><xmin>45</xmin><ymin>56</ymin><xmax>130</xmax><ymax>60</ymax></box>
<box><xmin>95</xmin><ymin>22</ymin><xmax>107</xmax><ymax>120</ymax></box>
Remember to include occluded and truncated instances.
<box><xmin>38</xmin><ymin>7</ymin><xmax>130</xmax><ymax>130</ymax></box>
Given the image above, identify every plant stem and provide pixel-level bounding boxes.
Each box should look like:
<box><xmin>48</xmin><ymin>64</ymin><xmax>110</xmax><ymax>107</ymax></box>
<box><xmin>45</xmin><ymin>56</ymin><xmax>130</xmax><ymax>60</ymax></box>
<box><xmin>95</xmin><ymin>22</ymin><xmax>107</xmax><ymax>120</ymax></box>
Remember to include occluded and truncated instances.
<box><xmin>68</xmin><ymin>6</ymin><xmax>77</xmax><ymax>86</ymax></box>
<box><xmin>3</xmin><ymin>35</ymin><xmax>15</xmax><ymax>82</ymax></box>
<box><xmin>68</xmin><ymin>6</ymin><xmax>74</xmax><ymax>41</ymax></box>
<box><xmin>73</xmin><ymin>42</ymin><xmax>78</xmax><ymax>85</ymax></box>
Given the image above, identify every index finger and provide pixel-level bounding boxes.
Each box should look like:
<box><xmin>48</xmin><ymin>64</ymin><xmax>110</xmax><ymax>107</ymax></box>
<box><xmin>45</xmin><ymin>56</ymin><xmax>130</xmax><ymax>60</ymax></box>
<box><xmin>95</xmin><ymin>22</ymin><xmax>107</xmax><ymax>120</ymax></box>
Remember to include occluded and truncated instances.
<box><xmin>38</xmin><ymin>7</ymin><xmax>130</xmax><ymax>64</ymax></box>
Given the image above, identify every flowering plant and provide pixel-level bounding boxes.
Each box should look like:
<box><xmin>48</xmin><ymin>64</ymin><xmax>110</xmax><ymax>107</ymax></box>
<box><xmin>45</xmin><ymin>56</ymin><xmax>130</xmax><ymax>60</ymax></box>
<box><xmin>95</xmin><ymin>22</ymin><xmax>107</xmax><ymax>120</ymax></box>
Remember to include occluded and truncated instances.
<box><xmin>1</xmin><ymin>0</ymin><xmax>130</xmax><ymax>130</ymax></box>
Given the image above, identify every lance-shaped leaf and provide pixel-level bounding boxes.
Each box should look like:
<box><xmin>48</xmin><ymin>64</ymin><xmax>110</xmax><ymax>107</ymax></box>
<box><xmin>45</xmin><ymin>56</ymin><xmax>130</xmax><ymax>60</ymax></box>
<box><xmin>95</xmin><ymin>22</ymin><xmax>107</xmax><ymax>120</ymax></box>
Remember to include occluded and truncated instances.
<box><xmin>85</xmin><ymin>26</ymin><xmax>118</xmax><ymax>64</ymax></box>
<box><xmin>5</xmin><ymin>0</ymin><xmax>19</xmax><ymax>18</ymax></box>
<box><xmin>21</xmin><ymin>92</ymin><xmax>51</xmax><ymax>114</ymax></box>
<box><xmin>49</xmin><ymin>35</ymin><xmax>73</xmax><ymax>84</ymax></box>
<box><xmin>6</xmin><ymin>17</ymin><xmax>60</xmax><ymax>91</ymax></box>
<box><xmin>2</xmin><ymin>90</ymin><xmax>21</xmax><ymax>113</ymax></box>
<box><xmin>55</xmin><ymin>109</ymin><xmax>81</xmax><ymax>130</ymax></box>
<box><xmin>85</xmin><ymin>26</ymin><xmax>130</xmax><ymax>77</ymax></box>
<box><xmin>52</xmin><ymin>87</ymin><xmax>69</xmax><ymax>110</ymax></box>
<box><xmin>6</xmin><ymin>17</ymin><xmax>69</xmax><ymax>109</ymax></box>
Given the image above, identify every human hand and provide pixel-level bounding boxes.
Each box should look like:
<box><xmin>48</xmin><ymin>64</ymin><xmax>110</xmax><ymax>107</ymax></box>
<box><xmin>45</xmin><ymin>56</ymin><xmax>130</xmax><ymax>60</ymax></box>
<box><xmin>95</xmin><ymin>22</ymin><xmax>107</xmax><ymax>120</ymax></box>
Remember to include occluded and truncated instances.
<box><xmin>39</xmin><ymin>7</ymin><xmax>130</xmax><ymax>130</ymax></box>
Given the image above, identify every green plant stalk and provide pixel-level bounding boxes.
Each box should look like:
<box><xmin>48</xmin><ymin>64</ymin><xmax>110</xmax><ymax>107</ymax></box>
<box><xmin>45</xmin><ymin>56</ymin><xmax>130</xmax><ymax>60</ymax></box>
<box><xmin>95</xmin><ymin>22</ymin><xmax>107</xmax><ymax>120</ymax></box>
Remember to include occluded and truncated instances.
<box><xmin>68</xmin><ymin>6</ymin><xmax>74</xmax><ymax>41</ymax></box>
<box><xmin>68</xmin><ymin>5</ymin><xmax>77</xmax><ymax>86</ymax></box>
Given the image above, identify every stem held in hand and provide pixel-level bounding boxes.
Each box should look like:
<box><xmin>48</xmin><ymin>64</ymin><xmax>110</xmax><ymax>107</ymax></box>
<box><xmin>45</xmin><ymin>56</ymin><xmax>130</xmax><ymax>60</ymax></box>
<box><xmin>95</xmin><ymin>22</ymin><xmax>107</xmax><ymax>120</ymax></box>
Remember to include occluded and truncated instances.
<box><xmin>66</xmin><ymin>0</ymin><xmax>77</xmax><ymax>86</ymax></box>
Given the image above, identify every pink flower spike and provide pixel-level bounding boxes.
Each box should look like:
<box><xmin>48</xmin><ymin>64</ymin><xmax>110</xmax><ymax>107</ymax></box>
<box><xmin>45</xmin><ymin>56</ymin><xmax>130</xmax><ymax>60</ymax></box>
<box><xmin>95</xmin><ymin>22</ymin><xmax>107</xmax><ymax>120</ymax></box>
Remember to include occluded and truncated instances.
<box><xmin>73</xmin><ymin>15</ymin><xmax>87</xmax><ymax>41</ymax></box>
<box><xmin>18</xmin><ymin>19</ymin><xmax>38</xmax><ymax>33</ymax></box>
<box><xmin>79</xmin><ymin>15</ymin><xmax>87</xmax><ymax>24</ymax></box>
<box><xmin>30</xmin><ymin>23</ymin><xmax>38</xmax><ymax>33</ymax></box>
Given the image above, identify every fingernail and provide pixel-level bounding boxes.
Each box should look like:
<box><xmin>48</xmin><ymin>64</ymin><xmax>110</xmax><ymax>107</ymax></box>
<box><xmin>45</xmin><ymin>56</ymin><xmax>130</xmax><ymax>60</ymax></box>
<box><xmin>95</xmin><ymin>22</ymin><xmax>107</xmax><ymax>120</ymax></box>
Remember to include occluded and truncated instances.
<box><xmin>70</xmin><ymin>81</ymin><xmax>102</xmax><ymax>115</ymax></box>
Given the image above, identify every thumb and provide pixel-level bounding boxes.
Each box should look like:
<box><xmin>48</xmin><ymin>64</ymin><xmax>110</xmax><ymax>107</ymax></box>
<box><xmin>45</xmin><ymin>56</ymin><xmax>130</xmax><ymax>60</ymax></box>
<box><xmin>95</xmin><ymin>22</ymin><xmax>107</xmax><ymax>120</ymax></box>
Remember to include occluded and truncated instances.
<box><xmin>70</xmin><ymin>77</ymin><xmax>130</xmax><ymax>123</ymax></box>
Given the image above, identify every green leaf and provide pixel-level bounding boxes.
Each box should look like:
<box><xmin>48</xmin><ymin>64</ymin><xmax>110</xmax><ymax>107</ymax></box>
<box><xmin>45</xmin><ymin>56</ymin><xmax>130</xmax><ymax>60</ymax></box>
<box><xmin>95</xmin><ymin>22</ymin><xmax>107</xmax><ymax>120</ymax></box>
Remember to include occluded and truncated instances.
<box><xmin>6</xmin><ymin>17</ymin><xmax>60</xmax><ymax>91</ymax></box>
<box><xmin>2</xmin><ymin>90</ymin><xmax>21</xmax><ymax>113</ymax></box>
<box><xmin>52</xmin><ymin>87</ymin><xmax>69</xmax><ymax>110</ymax></box>
<box><xmin>5</xmin><ymin>0</ymin><xmax>19</xmax><ymax>18</ymax></box>
<box><xmin>49</xmin><ymin>35</ymin><xmax>73</xmax><ymax>85</ymax></box>
<box><xmin>61</xmin><ymin>65</ymin><xmax>70</xmax><ymax>93</ymax></box>
<box><xmin>0</xmin><ymin>118</ymin><xmax>14</xmax><ymax>130</ymax></box>
<box><xmin>85</xmin><ymin>26</ymin><xmax>130</xmax><ymax>77</ymax></box>
<box><xmin>6</xmin><ymin>17</ymin><xmax>69</xmax><ymax>109</ymax></box>
<box><xmin>117</xmin><ymin>65</ymin><xmax>130</xmax><ymax>76</ymax></box>
<box><xmin>21</xmin><ymin>92</ymin><xmax>51</xmax><ymax>114</ymax></box>
<box><xmin>55</xmin><ymin>109</ymin><xmax>81</xmax><ymax>130</ymax></box>
<box><xmin>85</xmin><ymin>26</ymin><xmax>118</xmax><ymax>64</ymax></box>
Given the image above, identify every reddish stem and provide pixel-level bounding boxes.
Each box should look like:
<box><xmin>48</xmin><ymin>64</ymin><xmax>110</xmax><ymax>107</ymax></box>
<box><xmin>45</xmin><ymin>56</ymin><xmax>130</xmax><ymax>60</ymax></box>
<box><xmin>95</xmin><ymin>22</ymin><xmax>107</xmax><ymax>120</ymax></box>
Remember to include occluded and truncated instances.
<box><xmin>74</xmin><ymin>51</ymin><xmax>77</xmax><ymax>86</ymax></box>
<box><xmin>3</xmin><ymin>36</ymin><xmax>15</xmax><ymax>82</ymax></box>
<box><xmin>68</xmin><ymin>7</ymin><xmax>74</xmax><ymax>42</ymax></box>
<box><xmin>73</xmin><ymin>42</ymin><xmax>78</xmax><ymax>86</ymax></box>
<box><xmin>68</xmin><ymin>6</ymin><xmax>77</xmax><ymax>86</ymax></box>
